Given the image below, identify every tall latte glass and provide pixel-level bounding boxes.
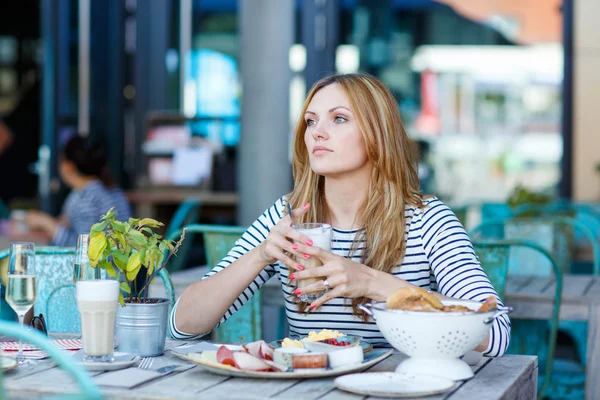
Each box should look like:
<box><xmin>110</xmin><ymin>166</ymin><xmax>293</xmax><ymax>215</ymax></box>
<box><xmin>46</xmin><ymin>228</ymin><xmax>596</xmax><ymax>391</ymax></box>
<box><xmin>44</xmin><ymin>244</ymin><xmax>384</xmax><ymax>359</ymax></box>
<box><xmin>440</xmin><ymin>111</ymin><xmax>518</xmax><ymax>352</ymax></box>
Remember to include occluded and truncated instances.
<box><xmin>76</xmin><ymin>280</ymin><xmax>119</xmax><ymax>362</ymax></box>
<box><xmin>294</xmin><ymin>223</ymin><xmax>332</xmax><ymax>302</ymax></box>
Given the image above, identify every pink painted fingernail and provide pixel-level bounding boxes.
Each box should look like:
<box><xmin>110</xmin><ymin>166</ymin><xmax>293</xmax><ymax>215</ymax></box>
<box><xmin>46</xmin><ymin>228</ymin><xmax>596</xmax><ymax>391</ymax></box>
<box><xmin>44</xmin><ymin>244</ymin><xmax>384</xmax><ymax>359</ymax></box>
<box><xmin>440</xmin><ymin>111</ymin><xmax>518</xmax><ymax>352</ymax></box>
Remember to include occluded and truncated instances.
<box><xmin>290</xmin><ymin>274</ymin><xmax>295</xmax><ymax>280</ymax></box>
<box><xmin>303</xmin><ymin>202</ymin><xmax>310</xmax><ymax>208</ymax></box>
<box><xmin>292</xmin><ymin>244</ymin><xmax>299</xmax><ymax>250</ymax></box>
<box><xmin>309</xmin><ymin>304</ymin><xmax>316</xmax><ymax>309</ymax></box>
<box><xmin>297</xmin><ymin>264</ymin><xmax>304</xmax><ymax>271</ymax></box>
<box><xmin>303</xmin><ymin>253</ymin><xmax>310</xmax><ymax>259</ymax></box>
<box><xmin>295</xmin><ymin>289</ymin><xmax>302</xmax><ymax>295</ymax></box>
<box><xmin>306</xmin><ymin>239</ymin><xmax>313</xmax><ymax>246</ymax></box>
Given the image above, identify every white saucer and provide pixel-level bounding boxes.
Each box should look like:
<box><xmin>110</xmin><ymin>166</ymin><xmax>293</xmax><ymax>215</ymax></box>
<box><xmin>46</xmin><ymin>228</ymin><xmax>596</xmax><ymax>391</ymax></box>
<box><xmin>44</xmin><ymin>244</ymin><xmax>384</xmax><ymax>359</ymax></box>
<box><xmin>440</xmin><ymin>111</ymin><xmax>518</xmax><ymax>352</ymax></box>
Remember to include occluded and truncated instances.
<box><xmin>334</xmin><ymin>372</ymin><xmax>456</xmax><ymax>398</ymax></box>
<box><xmin>76</xmin><ymin>352</ymin><xmax>139</xmax><ymax>372</ymax></box>
<box><xmin>0</xmin><ymin>355</ymin><xmax>18</xmax><ymax>371</ymax></box>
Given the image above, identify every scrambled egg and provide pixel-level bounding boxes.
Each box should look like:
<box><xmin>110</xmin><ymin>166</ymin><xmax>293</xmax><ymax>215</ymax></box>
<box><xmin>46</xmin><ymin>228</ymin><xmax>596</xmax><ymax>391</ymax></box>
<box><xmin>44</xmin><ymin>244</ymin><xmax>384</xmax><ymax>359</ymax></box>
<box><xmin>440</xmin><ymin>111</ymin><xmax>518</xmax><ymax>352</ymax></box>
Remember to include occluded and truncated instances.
<box><xmin>281</xmin><ymin>329</ymin><xmax>346</xmax><ymax>348</ymax></box>
<box><xmin>306</xmin><ymin>329</ymin><xmax>344</xmax><ymax>342</ymax></box>
<box><xmin>281</xmin><ymin>338</ymin><xmax>304</xmax><ymax>348</ymax></box>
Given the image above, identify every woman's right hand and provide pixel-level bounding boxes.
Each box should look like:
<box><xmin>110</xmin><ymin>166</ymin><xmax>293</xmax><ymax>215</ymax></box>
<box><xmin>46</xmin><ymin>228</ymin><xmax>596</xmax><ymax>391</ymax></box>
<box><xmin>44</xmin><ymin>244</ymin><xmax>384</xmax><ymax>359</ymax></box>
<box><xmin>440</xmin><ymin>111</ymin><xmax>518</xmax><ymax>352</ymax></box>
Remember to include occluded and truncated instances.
<box><xmin>257</xmin><ymin>202</ymin><xmax>313</xmax><ymax>270</ymax></box>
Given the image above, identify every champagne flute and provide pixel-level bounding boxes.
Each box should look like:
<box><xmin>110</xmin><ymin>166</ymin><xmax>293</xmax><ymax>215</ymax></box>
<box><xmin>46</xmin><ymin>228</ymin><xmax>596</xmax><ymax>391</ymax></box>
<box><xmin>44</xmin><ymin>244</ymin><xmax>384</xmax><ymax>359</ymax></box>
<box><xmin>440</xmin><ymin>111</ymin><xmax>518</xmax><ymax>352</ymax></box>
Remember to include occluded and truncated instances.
<box><xmin>73</xmin><ymin>234</ymin><xmax>100</xmax><ymax>283</ymax></box>
<box><xmin>6</xmin><ymin>242</ymin><xmax>37</xmax><ymax>365</ymax></box>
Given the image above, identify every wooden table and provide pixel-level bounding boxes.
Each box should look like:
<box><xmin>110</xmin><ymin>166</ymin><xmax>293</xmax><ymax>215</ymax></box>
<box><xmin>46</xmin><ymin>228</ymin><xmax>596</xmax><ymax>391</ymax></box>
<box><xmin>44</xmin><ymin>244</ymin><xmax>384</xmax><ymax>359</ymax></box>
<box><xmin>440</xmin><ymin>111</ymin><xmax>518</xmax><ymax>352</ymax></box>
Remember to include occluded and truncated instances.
<box><xmin>3</xmin><ymin>339</ymin><xmax>536</xmax><ymax>399</ymax></box>
<box><xmin>126</xmin><ymin>189</ymin><xmax>238</xmax><ymax>220</ymax></box>
<box><xmin>505</xmin><ymin>274</ymin><xmax>600</xmax><ymax>400</ymax></box>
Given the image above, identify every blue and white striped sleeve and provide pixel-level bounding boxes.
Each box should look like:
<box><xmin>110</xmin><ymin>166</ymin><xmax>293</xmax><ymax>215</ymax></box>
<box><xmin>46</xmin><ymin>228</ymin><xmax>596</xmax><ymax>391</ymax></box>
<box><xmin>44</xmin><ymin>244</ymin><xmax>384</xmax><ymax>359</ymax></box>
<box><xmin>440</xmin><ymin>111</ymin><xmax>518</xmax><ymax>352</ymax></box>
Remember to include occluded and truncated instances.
<box><xmin>419</xmin><ymin>198</ymin><xmax>511</xmax><ymax>357</ymax></box>
<box><xmin>169</xmin><ymin>197</ymin><xmax>287</xmax><ymax>340</ymax></box>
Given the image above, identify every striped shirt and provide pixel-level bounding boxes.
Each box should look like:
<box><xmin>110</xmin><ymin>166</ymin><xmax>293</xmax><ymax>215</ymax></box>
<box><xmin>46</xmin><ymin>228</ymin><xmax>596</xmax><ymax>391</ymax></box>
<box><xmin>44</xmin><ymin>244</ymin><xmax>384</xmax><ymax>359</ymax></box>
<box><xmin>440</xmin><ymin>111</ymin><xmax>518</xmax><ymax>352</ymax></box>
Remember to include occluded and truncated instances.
<box><xmin>52</xmin><ymin>180</ymin><xmax>132</xmax><ymax>246</ymax></box>
<box><xmin>169</xmin><ymin>196</ymin><xmax>510</xmax><ymax>357</ymax></box>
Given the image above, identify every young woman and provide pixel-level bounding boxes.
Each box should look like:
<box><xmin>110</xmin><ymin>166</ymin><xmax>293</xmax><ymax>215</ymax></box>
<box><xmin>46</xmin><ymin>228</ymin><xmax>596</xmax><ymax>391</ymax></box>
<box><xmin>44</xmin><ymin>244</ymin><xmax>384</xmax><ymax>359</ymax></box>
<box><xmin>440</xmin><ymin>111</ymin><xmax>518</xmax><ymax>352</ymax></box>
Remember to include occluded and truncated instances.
<box><xmin>170</xmin><ymin>74</ymin><xmax>510</xmax><ymax>356</ymax></box>
<box><xmin>26</xmin><ymin>135</ymin><xmax>131</xmax><ymax>246</ymax></box>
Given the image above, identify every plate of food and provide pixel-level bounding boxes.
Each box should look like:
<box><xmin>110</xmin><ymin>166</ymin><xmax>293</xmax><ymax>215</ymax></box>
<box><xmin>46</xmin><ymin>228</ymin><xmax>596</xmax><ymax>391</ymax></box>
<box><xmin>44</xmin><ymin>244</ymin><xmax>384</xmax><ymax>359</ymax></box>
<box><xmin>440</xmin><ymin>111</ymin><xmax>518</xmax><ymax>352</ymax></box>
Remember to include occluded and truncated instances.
<box><xmin>269</xmin><ymin>329</ymin><xmax>373</xmax><ymax>354</ymax></box>
<box><xmin>173</xmin><ymin>335</ymin><xmax>392</xmax><ymax>379</ymax></box>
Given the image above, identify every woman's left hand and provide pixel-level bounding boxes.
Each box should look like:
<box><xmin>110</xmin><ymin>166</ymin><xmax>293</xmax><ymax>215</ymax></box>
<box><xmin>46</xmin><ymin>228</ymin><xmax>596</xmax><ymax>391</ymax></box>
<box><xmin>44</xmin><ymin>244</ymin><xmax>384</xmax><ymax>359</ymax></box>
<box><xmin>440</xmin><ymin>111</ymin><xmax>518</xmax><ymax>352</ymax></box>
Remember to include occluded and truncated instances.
<box><xmin>25</xmin><ymin>211</ymin><xmax>58</xmax><ymax>237</ymax></box>
<box><xmin>290</xmin><ymin>246</ymin><xmax>376</xmax><ymax>309</ymax></box>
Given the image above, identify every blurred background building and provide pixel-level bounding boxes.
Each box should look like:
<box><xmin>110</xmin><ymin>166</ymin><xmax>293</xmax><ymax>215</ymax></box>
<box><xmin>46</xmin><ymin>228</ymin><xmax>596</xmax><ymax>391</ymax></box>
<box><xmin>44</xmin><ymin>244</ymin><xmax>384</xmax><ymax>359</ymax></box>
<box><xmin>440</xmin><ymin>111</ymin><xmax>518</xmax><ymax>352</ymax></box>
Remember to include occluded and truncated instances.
<box><xmin>0</xmin><ymin>0</ymin><xmax>597</xmax><ymax>225</ymax></box>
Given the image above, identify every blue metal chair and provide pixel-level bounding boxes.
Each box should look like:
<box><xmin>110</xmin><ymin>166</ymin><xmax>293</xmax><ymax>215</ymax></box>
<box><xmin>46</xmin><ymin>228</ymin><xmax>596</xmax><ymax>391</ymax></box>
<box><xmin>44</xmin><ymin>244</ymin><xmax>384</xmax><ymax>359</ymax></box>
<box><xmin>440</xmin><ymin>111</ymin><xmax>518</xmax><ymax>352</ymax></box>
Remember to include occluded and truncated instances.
<box><xmin>0</xmin><ymin>321</ymin><xmax>102</xmax><ymax>399</ymax></box>
<box><xmin>0</xmin><ymin>247</ymin><xmax>77</xmax><ymax>331</ymax></box>
<box><xmin>472</xmin><ymin>229</ymin><xmax>584</xmax><ymax>398</ymax></box>
<box><xmin>165</xmin><ymin>224</ymin><xmax>270</xmax><ymax>343</ymax></box>
<box><xmin>0</xmin><ymin>247</ymin><xmax>175</xmax><ymax>333</ymax></box>
<box><xmin>164</xmin><ymin>200</ymin><xmax>201</xmax><ymax>273</ymax></box>
<box><xmin>473</xmin><ymin>239</ymin><xmax>564</xmax><ymax>399</ymax></box>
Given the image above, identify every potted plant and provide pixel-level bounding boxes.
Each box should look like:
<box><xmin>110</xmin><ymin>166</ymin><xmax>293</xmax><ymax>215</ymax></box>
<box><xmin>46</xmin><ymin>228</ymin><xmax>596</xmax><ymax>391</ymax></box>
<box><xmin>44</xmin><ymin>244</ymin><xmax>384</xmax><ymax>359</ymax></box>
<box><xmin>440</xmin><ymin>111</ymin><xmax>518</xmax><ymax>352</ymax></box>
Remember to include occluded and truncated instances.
<box><xmin>88</xmin><ymin>208</ymin><xmax>185</xmax><ymax>356</ymax></box>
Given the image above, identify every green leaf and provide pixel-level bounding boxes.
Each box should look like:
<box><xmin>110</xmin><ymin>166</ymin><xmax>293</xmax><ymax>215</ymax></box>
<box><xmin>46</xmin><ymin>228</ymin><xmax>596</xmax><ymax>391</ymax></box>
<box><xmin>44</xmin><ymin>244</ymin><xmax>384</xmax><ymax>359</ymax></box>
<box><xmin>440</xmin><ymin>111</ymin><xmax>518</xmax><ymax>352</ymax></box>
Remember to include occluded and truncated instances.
<box><xmin>128</xmin><ymin>218</ymin><xmax>141</xmax><ymax>226</ymax></box>
<box><xmin>88</xmin><ymin>232</ymin><xmax>107</xmax><ymax>266</ymax></box>
<box><xmin>139</xmin><ymin>218</ymin><xmax>164</xmax><ymax>228</ymax></box>
<box><xmin>106</xmin><ymin>263</ymin><xmax>116</xmax><ymax>278</ymax></box>
<box><xmin>159</xmin><ymin>241</ymin><xmax>167</xmax><ymax>253</ymax></box>
<box><xmin>126</xmin><ymin>252</ymin><xmax>142</xmax><ymax>273</ymax></box>
<box><xmin>126</xmin><ymin>264</ymin><xmax>142</xmax><ymax>281</ymax></box>
<box><xmin>118</xmin><ymin>293</ymin><xmax>125</xmax><ymax>307</ymax></box>
<box><xmin>100</xmin><ymin>207</ymin><xmax>116</xmax><ymax>220</ymax></box>
<box><xmin>120</xmin><ymin>282</ymin><xmax>131</xmax><ymax>294</ymax></box>
<box><xmin>112</xmin><ymin>251</ymin><xmax>128</xmax><ymax>271</ymax></box>
<box><xmin>147</xmin><ymin>261</ymin><xmax>155</xmax><ymax>276</ymax></box>
<box><xmin>141</xmin><ymin>227</ymin><xmax>154</xmax><ymax>235</ymax></box>
<box><xmin>128</xmin><ymin>230</ymin><xmax>147</xmax><ymax>246</ymax></box>
<box><xmin>155</xmin><ymin>249</ymin><xmax>164</xmax><ymax>266</ymax></box>
<box><xmin>91</xmin><ymin>221</ymin><xmax>108</xmax><ymax>233</ymax></box>
<box><xmin>111</xmin><ymin>220</ymin><xmax>128</xmax><ymax>233</ymax></box>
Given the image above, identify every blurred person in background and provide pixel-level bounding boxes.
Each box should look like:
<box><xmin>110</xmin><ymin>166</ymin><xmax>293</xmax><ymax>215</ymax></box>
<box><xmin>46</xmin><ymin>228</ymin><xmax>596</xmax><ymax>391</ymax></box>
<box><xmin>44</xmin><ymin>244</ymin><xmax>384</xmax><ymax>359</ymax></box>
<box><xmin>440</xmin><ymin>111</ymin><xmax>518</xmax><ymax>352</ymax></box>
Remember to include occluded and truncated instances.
<box><xmin>25</xmin><ymin>135</ymin><xmax>131</xmax><ymax>246</ymax></box>
<box><xmin>171</xmin><ymin>73</ymin><xmax>510</xmax><ymax>357</ymax></box>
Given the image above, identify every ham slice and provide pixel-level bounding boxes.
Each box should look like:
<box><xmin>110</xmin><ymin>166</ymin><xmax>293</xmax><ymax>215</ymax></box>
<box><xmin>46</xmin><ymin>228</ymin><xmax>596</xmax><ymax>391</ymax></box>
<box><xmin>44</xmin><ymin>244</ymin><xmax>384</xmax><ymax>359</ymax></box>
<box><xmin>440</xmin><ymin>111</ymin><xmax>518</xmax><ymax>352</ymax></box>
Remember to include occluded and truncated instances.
<box><xmin>232</xmin><ymin>351</ymin><xmax>272</xmax><ymax>371</ymax></box>
<box><xmin>242</xmin><ymin>340</ymin><xmax>274</xmax><ymax>361</ymax></box>
<box><xmin>216</xmin><ymin>346</ymin><xmax>236</xmax><ymax>367</ymax></box>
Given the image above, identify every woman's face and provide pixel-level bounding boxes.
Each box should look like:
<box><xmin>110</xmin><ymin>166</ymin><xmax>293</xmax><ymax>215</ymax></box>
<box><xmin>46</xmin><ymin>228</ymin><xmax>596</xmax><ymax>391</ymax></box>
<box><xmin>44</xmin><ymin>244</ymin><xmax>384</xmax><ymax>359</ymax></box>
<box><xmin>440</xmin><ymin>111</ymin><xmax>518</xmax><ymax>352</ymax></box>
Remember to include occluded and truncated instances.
<box><xmin>304</xmin><ymin>83</ymin><xmax>370</xmax><ymax>178</ymax></box>
<box><xmin>58</xmin><ymin>156</ymin><xmax>76</xmax><ymax>187</ymax></box>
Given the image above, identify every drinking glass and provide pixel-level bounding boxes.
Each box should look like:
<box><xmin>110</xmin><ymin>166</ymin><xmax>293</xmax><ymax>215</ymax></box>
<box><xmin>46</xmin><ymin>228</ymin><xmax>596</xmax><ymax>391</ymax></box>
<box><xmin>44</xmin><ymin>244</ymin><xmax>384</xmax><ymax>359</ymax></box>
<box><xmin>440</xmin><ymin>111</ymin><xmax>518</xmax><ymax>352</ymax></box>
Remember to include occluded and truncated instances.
<box><xmin>6</xmin><ymin>242</ymin><xmax>37</xmax><ymax>364</ymax></box>
<box><xmin>73</xmin><ymin>234</ymin><xmax>100</xmax><ymax>283</ymax></box>
<box><xmin>293</xmin><ymin>223</ymin><xmax>332</xmax><ymax>302</ymax></box>
<box><xmin>76</xmin><ymin>280</ymin><xmax>119</xmax><ymax>362</ymax></box>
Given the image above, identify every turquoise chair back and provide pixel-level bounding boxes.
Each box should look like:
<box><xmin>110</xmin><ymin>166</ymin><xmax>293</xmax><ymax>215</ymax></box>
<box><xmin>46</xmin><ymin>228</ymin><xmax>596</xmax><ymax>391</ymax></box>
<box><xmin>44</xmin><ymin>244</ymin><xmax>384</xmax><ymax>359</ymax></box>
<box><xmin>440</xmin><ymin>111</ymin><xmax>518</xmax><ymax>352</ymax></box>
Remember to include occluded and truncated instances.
<box><xmin>165</xmin><ymin>200</ymin><xmax>201</xmax><ymax>273</ymax></box>
<box><xmin>472</xmin><ymin>239</ymin><xmax>563</xmax><ymax>399</ymax></box>
<box><xmin>0</xmin><ymin>247</ymin><xmax>175</xmax><ymax>333</ymax></box>
<box><xmin>166</xmin><ymin>224</ymin><xmax>262</xmax><ymax>343</ymax></box>
<box><xmin>0</xmin><ymin>321</ymin><xmax>102</xmax><ymax>399</ymax></box>
<box><xmin>0</xmin><ymin>247</ymin><xmax>78</xmax><ymax>332</ymax></box>
<box><xmin>471</xmin><ymin>216</ymin><xmax>600</xmax><ymax>276</ymax></box>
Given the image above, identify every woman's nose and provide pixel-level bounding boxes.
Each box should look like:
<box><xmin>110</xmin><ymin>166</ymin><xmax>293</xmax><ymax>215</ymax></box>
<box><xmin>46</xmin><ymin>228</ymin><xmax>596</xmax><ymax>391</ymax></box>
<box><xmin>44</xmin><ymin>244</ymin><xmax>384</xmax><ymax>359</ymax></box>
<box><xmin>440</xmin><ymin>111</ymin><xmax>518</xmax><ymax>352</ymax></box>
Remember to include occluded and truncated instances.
<box><xmin>312</xmin><ymin>124</ymin><xmax>329</xmax><ymax>141</ymax></box>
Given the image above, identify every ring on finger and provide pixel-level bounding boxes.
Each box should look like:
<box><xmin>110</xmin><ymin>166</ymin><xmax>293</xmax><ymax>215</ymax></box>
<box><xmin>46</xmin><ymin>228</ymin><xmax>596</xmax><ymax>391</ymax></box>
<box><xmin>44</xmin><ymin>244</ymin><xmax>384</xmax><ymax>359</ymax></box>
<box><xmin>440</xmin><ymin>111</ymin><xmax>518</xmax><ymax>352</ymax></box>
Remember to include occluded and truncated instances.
<box><xmin>322</xmin><ymin>279</ymin><xmax>332</xmax><ymax>291</ymax></box>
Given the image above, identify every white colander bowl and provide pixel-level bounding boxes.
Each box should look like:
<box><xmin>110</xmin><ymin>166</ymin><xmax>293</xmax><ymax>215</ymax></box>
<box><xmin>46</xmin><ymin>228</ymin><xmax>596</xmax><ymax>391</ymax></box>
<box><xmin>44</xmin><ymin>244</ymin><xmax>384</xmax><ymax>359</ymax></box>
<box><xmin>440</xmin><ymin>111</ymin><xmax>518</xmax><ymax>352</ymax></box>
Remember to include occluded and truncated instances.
<box><xmin>360</xmin><ymin>299</ymin><xmax>511</xmax><ymax>381</ymax></box>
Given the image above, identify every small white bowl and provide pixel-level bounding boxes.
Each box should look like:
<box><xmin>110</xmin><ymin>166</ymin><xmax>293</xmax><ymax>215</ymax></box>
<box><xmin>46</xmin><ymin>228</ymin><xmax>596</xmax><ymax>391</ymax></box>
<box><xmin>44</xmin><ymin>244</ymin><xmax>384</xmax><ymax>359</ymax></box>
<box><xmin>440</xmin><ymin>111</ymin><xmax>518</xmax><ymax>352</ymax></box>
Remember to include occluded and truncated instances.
<box><xmin>328</xmin><ymin>345</ymin><xmax>364</xmax><ymax>369</ymax></box>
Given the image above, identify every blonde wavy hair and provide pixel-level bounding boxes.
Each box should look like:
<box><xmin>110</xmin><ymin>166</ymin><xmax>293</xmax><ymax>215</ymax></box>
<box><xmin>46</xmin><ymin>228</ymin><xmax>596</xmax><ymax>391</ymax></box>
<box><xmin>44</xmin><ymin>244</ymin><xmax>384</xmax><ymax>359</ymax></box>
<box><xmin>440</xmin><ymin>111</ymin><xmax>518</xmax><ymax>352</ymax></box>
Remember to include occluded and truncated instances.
<box><xmin>287</xmin><ymin>73</ymin><xmax>424</xmax><ymax>318</ymax></box>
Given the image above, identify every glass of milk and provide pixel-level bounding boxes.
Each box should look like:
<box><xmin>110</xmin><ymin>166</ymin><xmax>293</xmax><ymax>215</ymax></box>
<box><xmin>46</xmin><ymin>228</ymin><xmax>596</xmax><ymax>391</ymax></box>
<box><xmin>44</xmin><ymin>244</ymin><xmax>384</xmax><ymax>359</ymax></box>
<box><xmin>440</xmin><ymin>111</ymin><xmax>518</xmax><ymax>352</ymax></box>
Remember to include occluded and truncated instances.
<box><xmin>294</xmin><ymin>223</ymin><xmax>332</xmax><ymax>302</ymax></box>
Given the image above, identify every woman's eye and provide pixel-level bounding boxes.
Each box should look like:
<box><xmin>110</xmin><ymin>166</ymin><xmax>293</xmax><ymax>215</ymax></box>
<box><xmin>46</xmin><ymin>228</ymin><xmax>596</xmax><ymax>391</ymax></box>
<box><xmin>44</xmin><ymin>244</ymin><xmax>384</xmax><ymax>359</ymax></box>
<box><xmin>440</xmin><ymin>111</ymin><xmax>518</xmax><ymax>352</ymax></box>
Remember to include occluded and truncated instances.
<box><xmin>334</xmin><ymin>116</ymin><xmax>347</xmax><ymax>123</ymax></box>
<box><xmin>306</xmin><ymin>119</ymin><xmax>316</xmax><ymax>126</ymax></box>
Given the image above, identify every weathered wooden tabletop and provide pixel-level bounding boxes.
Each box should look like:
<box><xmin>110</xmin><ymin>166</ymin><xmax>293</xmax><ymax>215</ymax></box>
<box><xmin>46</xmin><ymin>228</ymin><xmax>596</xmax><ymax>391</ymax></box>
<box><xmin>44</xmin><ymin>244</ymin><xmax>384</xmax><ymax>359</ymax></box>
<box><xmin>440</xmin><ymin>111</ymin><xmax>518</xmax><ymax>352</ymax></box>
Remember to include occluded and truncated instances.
<box><xmin>504</xmin><ymin>274</ymin><xmax>600</xmax><ymax>400</ymax></box>
<box><xmin>3</xmin><ymin>339</ymin><xmax>536</xmax><ymax>400</ymax></box>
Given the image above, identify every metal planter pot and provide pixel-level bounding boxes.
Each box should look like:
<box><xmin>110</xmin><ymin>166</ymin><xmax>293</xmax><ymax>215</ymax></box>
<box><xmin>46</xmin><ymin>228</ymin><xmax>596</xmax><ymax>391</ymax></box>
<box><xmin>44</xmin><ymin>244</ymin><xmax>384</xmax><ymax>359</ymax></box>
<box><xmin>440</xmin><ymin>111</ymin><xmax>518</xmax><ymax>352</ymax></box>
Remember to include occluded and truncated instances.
<box><xmin>115</xmin><ymin>299</ymin><xmax>170</xmax><ymax>357</ymax></box>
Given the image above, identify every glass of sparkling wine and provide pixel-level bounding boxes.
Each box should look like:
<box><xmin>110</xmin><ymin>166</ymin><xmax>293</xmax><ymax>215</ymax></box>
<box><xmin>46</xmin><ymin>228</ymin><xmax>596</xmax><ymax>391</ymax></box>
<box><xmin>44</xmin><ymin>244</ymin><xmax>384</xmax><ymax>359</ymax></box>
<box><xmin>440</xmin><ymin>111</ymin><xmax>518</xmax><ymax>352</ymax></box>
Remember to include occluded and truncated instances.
<box><xmin>294</xmin><ymin>223</ymin><xmax>332</xmax><ymax>302</ymax></box>
<box><xmin>6</xmin><ymin>242</ymin><xmax>37</xmax><ymax>364</ymax></box>
<box><xmin>76</xmin><ymin>280</ymin><xmax>119</xmax><ymax>362</ymax></box>
<box><xmin>73</xmin><ymin>234</ymin><xmax>100</xmax><ymax>283</ymax></box>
